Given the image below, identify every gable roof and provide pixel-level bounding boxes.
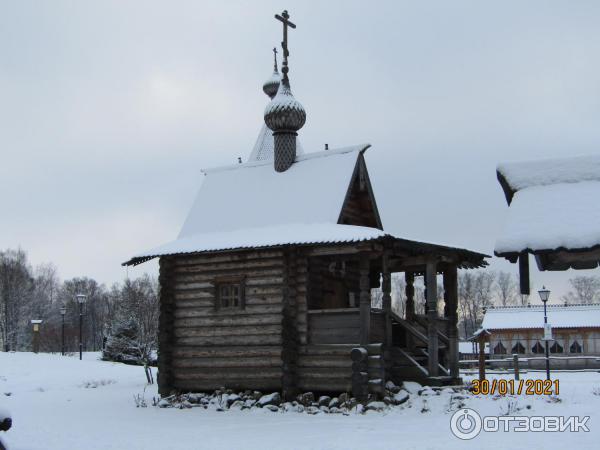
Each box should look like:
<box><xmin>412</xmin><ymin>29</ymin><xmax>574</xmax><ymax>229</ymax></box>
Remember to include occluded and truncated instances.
<box><xmin>179</xmin><ymin>144</ymin><xmax>371</xmax><ymax>238</ymax></box>
<box><xmin>124</xmin><ymin>144</ymin><xmax>384</xmax><ymax>265</ymax></box>
<box><xmin>495</xmin><ymin>154</ymin><xmax>600</xmax><ymax>259</ymax></box>
<box><xmin>481</xmin><ymin>303</ymin><xmax>600</xmax><ymax>330</ymax></box>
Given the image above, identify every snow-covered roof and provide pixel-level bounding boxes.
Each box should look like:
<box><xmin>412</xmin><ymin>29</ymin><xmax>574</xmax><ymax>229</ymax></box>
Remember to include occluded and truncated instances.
<box><xmin>481</xmin><ymin>304</ymin><xmax>600</xmax><ymax>330</ymax></box>
<box><xmin>497</xmin><ymin>154</ymin><xmax>600</xmax><ymax>198</ymax></box>
<box><xmin>495</xmin><ymin>181</ymin><xmax>600</xmax><ymax>255</ymax></box>
<box><xmin>179</xmin><ymin>145</ymin><xmax>369</xmax><ymax>238</ymax></box>
<box><xmin>247</xmin><ymin>123</ymin><xmax>304</xmax><ymax>162</ymax></box>
<box><xmin>495</xmin><ymin>154</ymin><xmax>600</xmax><ymax>256</ymax></box>
<box><xmin>125</xmin><ymin>145</ymin><xmax>381</xmax><ymax>264</ymax></box>
<box><xmin>128</xmin><ymin>223</ymin><xmax>387</xmax><ymax>262</ymax></box>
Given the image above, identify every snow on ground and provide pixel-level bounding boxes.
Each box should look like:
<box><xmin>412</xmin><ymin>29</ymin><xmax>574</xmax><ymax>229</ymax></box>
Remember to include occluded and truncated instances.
<box><xmin>0</xmin><ymin>352</ymin><xmax>599</xmax><ymax>450</ymax></box>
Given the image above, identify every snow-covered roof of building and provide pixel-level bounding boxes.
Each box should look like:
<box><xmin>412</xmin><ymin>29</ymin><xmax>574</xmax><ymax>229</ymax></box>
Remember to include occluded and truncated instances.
<box><xmin>497</xmin><ymin>154</ymin><xmax>600</xmax><ymax>201</ymax></box>
<box><xmin>179</xmin><ymin>144</ymin><xmax>369</xmax><ymax>237</ymax></box>
<box><xmin>125</xmin><ymin>145</ymin><xmax>384</xmax><ymax>264</ymax></box>
<box><xmin>128</xmin><ymin>223</ymin><xmax>387</xmax><ymax>263</ymax></box>
<box><xmin>481</xmin><ymin>304</ymin><xmax>600</xmax><ymax>330</ymax></box>
<box><xmin>495</xmin><ymin>154</ymin><xmax>600</xmax><ymax>259</ymax></box>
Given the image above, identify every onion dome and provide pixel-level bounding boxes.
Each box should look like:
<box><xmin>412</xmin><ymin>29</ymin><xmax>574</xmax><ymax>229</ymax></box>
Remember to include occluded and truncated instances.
<box><xmin>262</xmin><ymin>47</ymin><xmax>281</xmax><ymax>99</ymax></box>
<box><xmin>263</xmin><ymin>79</ymin><xmax>306</xmax><ymax>132</ymax></box>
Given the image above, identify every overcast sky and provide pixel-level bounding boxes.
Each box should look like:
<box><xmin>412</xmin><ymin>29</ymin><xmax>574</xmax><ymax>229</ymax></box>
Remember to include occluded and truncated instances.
<box><xmin>2</xmin><ymin>1</ymin><xmax>600</xmax><ymax>298</ymax></box>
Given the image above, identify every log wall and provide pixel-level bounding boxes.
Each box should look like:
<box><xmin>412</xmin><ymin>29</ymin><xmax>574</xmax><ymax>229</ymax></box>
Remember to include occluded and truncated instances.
<box><xmin>166</xmin><ymin>249</ymin><xmax>288</xmax><ymax>392</ymax></box>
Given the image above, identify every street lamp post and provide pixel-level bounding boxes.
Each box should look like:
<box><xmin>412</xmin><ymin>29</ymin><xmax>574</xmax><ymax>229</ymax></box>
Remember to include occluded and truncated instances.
<box><xmin>76</xmin><ymin>294</ymin><xmax>87</xmax><ymax>361</ymax></box>
<box><xmin>60</xmin><ymin>305</ymin><xmax>66</xmax><ymax>356</ymax></box>
<box><xmin>538</xmin><ymin>286</ymin><xmax>551</xmax><ymax>380</ymax></box>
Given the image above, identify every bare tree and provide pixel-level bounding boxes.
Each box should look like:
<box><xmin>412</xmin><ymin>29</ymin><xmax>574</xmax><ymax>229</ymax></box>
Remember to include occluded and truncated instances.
<box><xmin>495</xmin><ymin>271</ymin><xmax>517</xmax><ymax>306</ymax></box>
<box><xmin>0</xmin><ymin>249</ymin><xmax>34</xmax><ymax>351</ymax></box>
<box><xmin>563</xmin><ymin>276</ymin><xmax>600</xmax><ymax>304</ymax></box>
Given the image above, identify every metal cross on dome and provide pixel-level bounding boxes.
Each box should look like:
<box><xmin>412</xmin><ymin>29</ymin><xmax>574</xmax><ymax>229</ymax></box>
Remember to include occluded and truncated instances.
<box><xmin>274</xmin><ymin>10</ymin><xmax>296</xmax><ymax>81</ymax></box>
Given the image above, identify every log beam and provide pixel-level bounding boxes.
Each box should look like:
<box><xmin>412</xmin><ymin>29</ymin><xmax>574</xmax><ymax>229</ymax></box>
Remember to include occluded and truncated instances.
<box><xmin>359</xmin><ymin>257</ymin><xmax>371</xmax><ymax>346</ymax></box>
<box><xmin>443</xmin><ymin>264</ymin><xmax>459</xmax><ymax>379</ymax></box>
<box><xmin>425</xmin><ymin>261</ymin><xmax>438</xmax><ymax>376</ymax></box>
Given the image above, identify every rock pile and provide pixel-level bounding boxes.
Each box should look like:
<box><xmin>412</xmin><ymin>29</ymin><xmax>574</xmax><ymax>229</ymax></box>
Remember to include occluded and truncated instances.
<box><xmin>155</xmin><ymin>381</ymin><xmax>468</xmax><ymax>415</ymax></box>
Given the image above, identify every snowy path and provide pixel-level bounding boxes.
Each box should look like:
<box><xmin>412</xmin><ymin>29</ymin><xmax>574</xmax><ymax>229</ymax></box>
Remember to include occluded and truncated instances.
<box><xmin>0</xmin><ymin>352</ymin><xmax>598</xmax><ymax>450</ymax></box>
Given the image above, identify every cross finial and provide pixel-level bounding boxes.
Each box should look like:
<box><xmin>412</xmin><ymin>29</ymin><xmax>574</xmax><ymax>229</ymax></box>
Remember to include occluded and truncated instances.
<box><xmin>274</xmin><ymin>10</ymin><xmax>296</xmax><ymax>82</ymax></box>
<box><xmin>272</xmin><ymin>47</ymin><xmax>278</xmax><ymax>72</ymax></box>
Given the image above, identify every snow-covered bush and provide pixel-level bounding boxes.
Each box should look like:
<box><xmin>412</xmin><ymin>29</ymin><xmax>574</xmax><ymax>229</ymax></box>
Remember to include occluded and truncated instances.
<box><xmin>102</xmin><ymin>318</ymin><xmax>153</xmax><ymax>365</ymax></box>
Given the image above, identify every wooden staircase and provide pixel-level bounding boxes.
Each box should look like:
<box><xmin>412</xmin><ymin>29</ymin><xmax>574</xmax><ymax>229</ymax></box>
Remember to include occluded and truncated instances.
<box><xmin>387</xmin><ymin>312</ymin><xmax>453</xmax><ymax>386</ymax></box>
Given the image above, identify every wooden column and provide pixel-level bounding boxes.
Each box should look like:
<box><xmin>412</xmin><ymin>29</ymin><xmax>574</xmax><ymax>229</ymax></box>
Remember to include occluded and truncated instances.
<box><xmin>382</xmin><ymin>254</ymin><xmax>392</xmax><ymax>346</ymax></box>
<box><xmin>405</xmin><ymin>272</ymin><xmax>415</xmax><ymax>321</ymax></box>
<box><xmin>359</xmin><ymin>257</ymin><xmax>371</xmax><ymax>346</ymax></box>
<box><xmin>519</xmin><ymin>252</ymin><xmax>530</xmax><ymax>296</ymax></box>
<box><xmin>282</xmin><ymin>248</ymin><xmax>299</xmax><ymax>401</ymax></box>
<box><xmin>158</xmin><ymin>256</ymin><xmax>176</xmax><ymax>396</ymax></box>
<box><xmin>443</xmin><ymin>265</ymin><xmax>459</xmax><ymax>379</ymax></box>
<box><xmin>425</xmin><ymin>261</ymin><xmax>438</xmax><ymax>376</ymax></box>
<box><xmin>478</xmin><ymin>334</ymin><xmax>487</xmax><ymax>381</ymax></box>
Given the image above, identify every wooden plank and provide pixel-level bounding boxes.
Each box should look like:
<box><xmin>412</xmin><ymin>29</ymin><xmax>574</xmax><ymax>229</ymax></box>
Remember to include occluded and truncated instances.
<box><xmin>172</xmin><ymin>356</ymin><xmax>283</xmax><ymax>369</ymax></box>
<box><xmin>297</xmin><ymin>355</ymin><xmax>352</xmax><ymax>368</ymax></box>
<box><xmin>173</xmin><ymin>324</ymin><xmax>282</xmax><ymax>338</ymax></box>
<box><xmin>174</xmin><ymin>260</ymin><xmax>285</xmax><ymax>273</ymax></box>
<box><xmin>299</xmin><ymin>344</ymin><xmax>356</xmax><ymax>356</ymax></box>
<box><xmin>173</xmin><ymin>312</ymin><xmax>282</xmax><ymax>327</ymax></box>
<box><xmin>174</xmin><ymin>250</ymin><xmax>284</xmax><ymax>266</ymax></box>
<box><xmin>175</xmin><ymin>334</ymin><xmax>282</xmax><ymax>346</ymax></box>
<box><xmin>173</xmin><ymin>367</ymin><xmax>282</xmax><ymax>380</ymax></box>
<box><xmin>174</xmin><ymin>304</ymin><xmax>283</xmax><ymax>319</ymax></box>
<box><xmin>297</xmin><ymin>367</ymin><xmax>352</xmax><ymax>379</ymax></box>
<box><xmin>172</xmin><ymin>346</ymin><xmax>282</xmax><ymax>358</ymax></box>
<box><xmin>174</xmin><ymin>378</ymin><xmax>281</xmax><ymax>392</ymax></box>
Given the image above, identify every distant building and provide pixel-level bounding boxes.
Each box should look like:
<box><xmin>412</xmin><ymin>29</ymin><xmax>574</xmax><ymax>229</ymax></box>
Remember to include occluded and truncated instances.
<box><xmin>481</xmin><ymin>303</ymin><xmax>600</xmax><ymax>369</ymax></box>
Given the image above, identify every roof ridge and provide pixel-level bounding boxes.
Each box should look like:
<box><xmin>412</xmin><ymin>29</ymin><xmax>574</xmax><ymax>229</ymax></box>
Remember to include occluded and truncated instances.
<box><xmin>202</xmin><ymin>143</ymin><xmax>370</xmax><ymax>175</ymax></box>
<box><xmin>486</xmin><ymin>303</ymin><xmax>600</xmax><ymax>311</ymax></box>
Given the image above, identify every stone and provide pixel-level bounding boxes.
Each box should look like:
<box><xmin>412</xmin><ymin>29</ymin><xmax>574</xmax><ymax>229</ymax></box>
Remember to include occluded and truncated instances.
<box><xmin>265</xmin><ymin>404</ymin><xmax>279</xmax><ymax>412</ymax></box>
<box><xmin>306</xmin><ymin>406</ymin><xmax>321</xmax><ymax>415</ymax></box>
<box><xmin>318</xmin><ymin>396</ymin><xmax>331</xmax><ymax>407</ymax></box>
<box><xmin>252</xmin><ymin>391</ymin><xmax>262</xmax><ymax>400</ymax></box>
<box><xmin>354</xmin><ymin>404</ymin><xmax>365</xmax><ymax>414</ymax></box>
<box><xmin>300</xmin><ymin>392</ymin><xmax>314</xmax><ymax>406</ymax></box>
<box><xmin>157</xmin><ymin>399</ymin><xmax>170</xmax><ymax>408</ymax></box>
<box><xmin>226</xmin><ymin>394</ymin><xmax>241</xmax><ymax>406</ymax></box>
<box><xmin>257</xmin><ymin>392</ymin><xmax>282</xmax><ymax>407</ymax></box>
<box><xmin>328</xmin><ymin>397</ymin><xmax>340</xmax><ymax>408</ymax></box>
<box><xmin>319</xmin><ymin>406</ymin><xmax>330</xmax><ymax>413</ymax></box>
<box><xmin>230</xmin><ymin>400</ymin><xmax>244</xmax><ymax>410</ymax></box>
<box><xmin>393</xmin><ymin>390</ymin><xmax>410</xmax><ymax>405</ymax></box>
<box><xmin>366</xmin><ymin>401</ymin><xmax>387</xmax><ymax>412</ymax></box>
<box><xmin>385</xmin><ymin>380</ymin><xmax>400</xmax><ymax>393</ymax></box>
<box><xmin>244</xmin><ymin>399</ymin><xmax>256</xmax><ymax>409</ymax></box>
<box><xmin>401</xmin><ymin>381</ymin><xmax>422</xmax><ymax>395</ymax></box>
<box><xmin>346</xmin><ymin>397</ymin><xmax>358</xmax><ymax>410</ymax></box>
<box><xmin>294</xmin><ymin>404</ymin><xmax>305</xmax><ymax>413</ymax></box>
<box><xmin>338</xmin><ymin>393</ymin><xmax>348</xmax><ymax>406</ymax></box>
<box><xmin>329</xmin><ymin>407</ymin><xmax>342</xmax><ymax>414</ymax></box>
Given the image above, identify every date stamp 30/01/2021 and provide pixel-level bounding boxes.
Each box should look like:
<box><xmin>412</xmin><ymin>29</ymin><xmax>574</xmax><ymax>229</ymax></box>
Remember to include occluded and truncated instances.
<box><xmin>471</xmin><ymin>379</ymin><xmax>560</xmax><ymax>395</ymax></box>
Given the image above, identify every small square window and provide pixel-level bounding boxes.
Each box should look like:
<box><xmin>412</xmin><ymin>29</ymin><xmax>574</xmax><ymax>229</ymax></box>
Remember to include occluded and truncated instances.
<box><xmin>215</xmin><ymin>280</ymin><xmax>244</xmax><ymax>309</ymax></box>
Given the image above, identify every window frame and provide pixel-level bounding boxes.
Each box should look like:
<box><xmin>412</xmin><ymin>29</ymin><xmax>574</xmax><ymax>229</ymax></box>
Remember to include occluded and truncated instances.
<box><xmin>213</xmin><ymin>276</ymin><xmax>246</xmax><ymax>310</ymax></box>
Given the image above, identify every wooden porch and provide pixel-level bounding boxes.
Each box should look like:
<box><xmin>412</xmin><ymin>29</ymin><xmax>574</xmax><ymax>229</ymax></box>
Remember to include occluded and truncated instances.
<box><xmin>297</xmin><ymin>237</ymin><xmax>486</xmax><ymax>399</ymax></box>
